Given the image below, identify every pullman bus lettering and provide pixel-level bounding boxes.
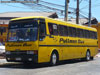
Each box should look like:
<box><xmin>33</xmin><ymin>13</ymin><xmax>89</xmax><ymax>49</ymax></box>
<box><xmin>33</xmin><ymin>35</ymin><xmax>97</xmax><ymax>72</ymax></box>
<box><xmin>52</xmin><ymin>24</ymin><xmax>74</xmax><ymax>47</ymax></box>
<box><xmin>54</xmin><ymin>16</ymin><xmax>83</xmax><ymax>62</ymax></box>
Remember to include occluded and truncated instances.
<box><xmin>59</xmin><ymin>38</ymin><xmax>77</xmax><ymax>43</ymax></box>
<box><xmin>59</xmin><ymin>38</ymin><xmax>84</xmax><ymax>43</ymax></box>
<box><xmin>6</xmin><ymin>43</ymin><xmax>32</xmax><ymax>47</ymax></box>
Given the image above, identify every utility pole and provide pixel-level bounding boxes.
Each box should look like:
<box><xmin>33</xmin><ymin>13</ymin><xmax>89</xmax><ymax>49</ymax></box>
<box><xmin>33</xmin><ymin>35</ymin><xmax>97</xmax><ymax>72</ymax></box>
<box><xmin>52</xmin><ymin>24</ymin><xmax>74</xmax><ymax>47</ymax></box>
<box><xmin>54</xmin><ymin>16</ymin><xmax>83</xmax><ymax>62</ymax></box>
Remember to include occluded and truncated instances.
<box><xmin>76</xmin><ymin>0</ymin><xmax>79</xmax><ymax>24</ymax></box>
<box><xmin>36</xmin><ymin>0</ymin><xmax>39</xmax><ymax>3</ymax></box>
<box><xmin>88</xmin><ymin>0</ymin><xmax>91</xmax><ymax>26</ymax></box>
<box><xmin>64</xmin><ymin>0</ymin><xmax>69</xmax><ymax>21</ymax></box>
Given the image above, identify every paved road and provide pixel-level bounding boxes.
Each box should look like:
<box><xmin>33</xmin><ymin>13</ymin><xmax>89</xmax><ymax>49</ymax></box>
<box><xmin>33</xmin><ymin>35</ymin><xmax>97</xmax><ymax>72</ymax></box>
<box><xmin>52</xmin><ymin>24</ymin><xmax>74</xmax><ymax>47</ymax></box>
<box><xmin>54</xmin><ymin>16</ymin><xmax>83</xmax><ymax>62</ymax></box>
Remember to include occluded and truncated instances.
<box><xmin>0</xmin><ymin>55</ymin><xmax>100</xmax><ymax>75</ymax></box>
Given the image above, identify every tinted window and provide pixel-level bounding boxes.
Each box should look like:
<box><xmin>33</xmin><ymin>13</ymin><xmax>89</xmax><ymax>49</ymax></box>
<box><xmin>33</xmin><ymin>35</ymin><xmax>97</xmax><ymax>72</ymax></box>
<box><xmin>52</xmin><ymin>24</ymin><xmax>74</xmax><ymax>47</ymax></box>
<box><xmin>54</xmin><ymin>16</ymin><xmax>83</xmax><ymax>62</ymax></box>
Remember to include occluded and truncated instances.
<box><xmin>59</xmin><ymin>26</ymin><xmax>77</xmax><ymax>37</ymax></box>
<box><xmin>48</xmin><ymin>23</ymin><xmax>58</xmax><ymax>35</ymax></box>
<box><xmin>94</xmin><ymin>32</ymin><xmax>97</xmax><ymax>39</ymax></box>
<box><xmin>77</xmin><ymin>29</ymin><xmax>80</xmax><ymax>37</ymax></box>
<box><xmin>72</xmin><ymin>27</ymin><xmax>77</xmax><ymax>37</ymax></box>
<box><xmin>9</xmin><ymin>19</ymin><xmax>37</xmax><ymax>29</ymax></box>
<box><xmin>80</xmin><ymin>29</ymin><xmax>84</xmax><ymax>38</ymax></box>
<box><xmin>68</xmin><ymin>27</ymin><xmax>73</xmax><ymax>37</ymax></box>
<box><xmin>89</xmin><ymin>31</ymin><xmax>92</xmax><ymax>38</ymax></box>
<box><xmin>84</xmin><ymin>30</ymin><xmax>89</xmax><ymax>38</ymax></box>
<box><xmin>76</xmin><ymin>29</ymin><xmax>85</xmax><ymax>38</ymax></box>
<box><xmin>39</xmin><ymin>22</ymin><xmax>46</xmax><ymax>41</ymax></box>
<box><xmin>58</xmin><ymin>25</ymin><xmax>64</xmax><ymax>36</ymax></box>
<box><xmin>92</xmin><ymin>32</ymin><xmax>97</xmax><ymax>39</ymax></box>
<box><xmin>63</xmin><ymin>26</ymin><xmax>68</xmax><ymax>36</ymax></box>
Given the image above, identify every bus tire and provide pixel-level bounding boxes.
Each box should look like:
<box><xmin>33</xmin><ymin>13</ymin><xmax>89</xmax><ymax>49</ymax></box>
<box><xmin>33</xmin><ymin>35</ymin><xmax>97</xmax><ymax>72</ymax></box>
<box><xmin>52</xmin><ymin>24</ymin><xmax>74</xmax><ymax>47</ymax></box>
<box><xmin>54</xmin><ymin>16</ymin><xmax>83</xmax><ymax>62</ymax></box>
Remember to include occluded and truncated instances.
<box><xmin>50</xmin><ymin>51</ymin><xmax>59</xmax><ymax>66</ymax></box>
<box><xmin>85</xmin><ymin>50</ymin><xmax>91</xmax><ymax>61</ymax></box>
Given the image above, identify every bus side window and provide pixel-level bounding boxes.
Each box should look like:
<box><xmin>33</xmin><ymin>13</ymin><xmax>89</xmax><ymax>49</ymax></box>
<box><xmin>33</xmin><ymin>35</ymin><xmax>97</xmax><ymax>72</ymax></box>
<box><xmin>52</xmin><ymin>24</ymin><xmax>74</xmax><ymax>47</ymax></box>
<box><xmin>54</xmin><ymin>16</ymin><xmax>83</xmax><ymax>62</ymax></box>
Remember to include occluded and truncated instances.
<box><xmin>93</xmin><ymin>32</ymin><xmax>97</xmax><ymax>39</ymax></box>
<box><xmin>77</xmin><ymin>28</ymin><xmax>80</xmax><ymax>37</ymax></box>
<box><xmin>64</xmin><ymin>26</ymin><xmax>68</xmax><ymax>36</ymax></box>
<box><xmin>87</xmin><ymin>30</ymin><xmax>90</xmax><ymax>38</ymax></box>
<box><xmin>48</xmin><ymin>23</ymin><xmax>58</xmax><ymax>35</ymax></box>
<box><xmin>82</xmin><ymin>29</ymin><xmax>85</xmax><ymax>38</ymax></box>
<box><xmin>83</xmin><ymin>30</ymin><xmax>85</xmax><ymax>38</ymax></box>
<box><xmin>80</xmin><ymin>29</ymin><xmax>84</xmax><ymax>38</ymax></box>
<box><xmin>90</xmin><ymin>31</ymin><xmax>92</xmax><ymax>39</ymax></box>
<box><xmin>58</xmin><ymin>25</ymin><xmax>64</xmax><ymax>36</ymax></box>
<box><xmin>68</xmin><ymin>27</ymin><xmax>73</xmax><ymax>37</ymax></box>
<box><xmin>85</xmin><ymin>30</ymin><xmax>87</xmax><ymax>38</ymax></box>
<box><xmin>72</xmin><ymin>28</ymin><xmax>77</xmax><ymax>37</ymax></box>
<box><xmin>39</xmin><ymin>22</ymin><xmax>46</xmax><ymax>41</ymax></box>
<box><xmin>90</xmin><ymin>31</ymin><xmax>97</xmax><ymax>39</ymax></box>
<box><xmin>85</xmin><ymin>30</ymin><xmax>89</xmax><ymax>38</ymax></box>
<box><xmin>95</xmin><ymin>32</ymin><xmax>97</xmax><ymax>39</ymax></box>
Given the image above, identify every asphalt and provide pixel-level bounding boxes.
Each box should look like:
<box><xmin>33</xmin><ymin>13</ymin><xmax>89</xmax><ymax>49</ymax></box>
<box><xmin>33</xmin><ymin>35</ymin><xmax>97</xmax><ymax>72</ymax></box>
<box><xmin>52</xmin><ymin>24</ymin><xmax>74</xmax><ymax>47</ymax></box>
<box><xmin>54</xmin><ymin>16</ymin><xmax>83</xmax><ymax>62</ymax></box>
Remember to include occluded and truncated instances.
<box><xmin>0</xmin><ymin>53</ymin><xmax>100</xmax><ymax>75</ymax></box>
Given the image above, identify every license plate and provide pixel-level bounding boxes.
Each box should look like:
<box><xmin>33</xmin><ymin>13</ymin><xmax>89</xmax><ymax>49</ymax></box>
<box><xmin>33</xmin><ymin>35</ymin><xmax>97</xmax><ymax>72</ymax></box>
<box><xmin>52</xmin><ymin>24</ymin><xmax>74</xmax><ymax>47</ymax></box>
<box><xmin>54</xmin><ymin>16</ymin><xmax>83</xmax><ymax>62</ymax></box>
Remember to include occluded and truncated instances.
<box><xmin>15</xmin><ymin>58</ymin><xmax>21</xmax><ymax>61</ymax></box>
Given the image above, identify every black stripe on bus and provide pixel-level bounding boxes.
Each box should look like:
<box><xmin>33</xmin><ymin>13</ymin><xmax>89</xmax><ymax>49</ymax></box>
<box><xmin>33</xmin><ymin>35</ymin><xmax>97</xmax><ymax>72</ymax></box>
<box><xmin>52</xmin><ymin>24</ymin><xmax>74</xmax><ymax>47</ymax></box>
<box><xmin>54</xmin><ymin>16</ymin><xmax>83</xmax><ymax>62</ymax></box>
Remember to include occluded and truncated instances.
<box><xmin>39</xmin><ymin>45</ymin><xmax>98</xmax><ymax>47</ymax></box>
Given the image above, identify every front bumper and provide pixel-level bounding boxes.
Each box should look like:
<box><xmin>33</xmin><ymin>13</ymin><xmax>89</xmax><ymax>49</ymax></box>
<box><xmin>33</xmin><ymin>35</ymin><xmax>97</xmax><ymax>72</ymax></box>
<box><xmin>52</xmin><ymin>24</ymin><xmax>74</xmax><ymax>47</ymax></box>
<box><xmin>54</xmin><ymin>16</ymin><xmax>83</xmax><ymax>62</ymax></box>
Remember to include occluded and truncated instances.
<box><xmin>6</xmin><ymin>51</ymin><xmax>38</xmax><ymax>63</ymax></box>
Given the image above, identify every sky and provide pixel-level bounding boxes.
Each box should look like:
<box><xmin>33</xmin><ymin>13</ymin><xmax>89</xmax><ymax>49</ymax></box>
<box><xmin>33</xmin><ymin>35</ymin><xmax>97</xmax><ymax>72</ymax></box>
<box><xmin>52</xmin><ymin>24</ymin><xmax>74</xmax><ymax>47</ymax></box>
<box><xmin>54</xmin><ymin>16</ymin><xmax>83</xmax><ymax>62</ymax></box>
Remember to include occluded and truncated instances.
<box><xmin>0</xmin><ymin>0</ymin><xmax>100</xmax><ymax>21</ymax></box>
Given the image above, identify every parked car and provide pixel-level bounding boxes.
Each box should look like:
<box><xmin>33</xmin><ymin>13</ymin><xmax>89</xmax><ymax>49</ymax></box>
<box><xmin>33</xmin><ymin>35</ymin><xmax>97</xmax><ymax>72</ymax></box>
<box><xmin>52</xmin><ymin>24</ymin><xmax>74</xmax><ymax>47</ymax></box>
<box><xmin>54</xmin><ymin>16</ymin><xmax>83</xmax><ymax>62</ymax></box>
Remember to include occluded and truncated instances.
<box><xmin>0</xmin><ymin>42</ymin><xmax>5</xmax><ymax>56</ymax></box>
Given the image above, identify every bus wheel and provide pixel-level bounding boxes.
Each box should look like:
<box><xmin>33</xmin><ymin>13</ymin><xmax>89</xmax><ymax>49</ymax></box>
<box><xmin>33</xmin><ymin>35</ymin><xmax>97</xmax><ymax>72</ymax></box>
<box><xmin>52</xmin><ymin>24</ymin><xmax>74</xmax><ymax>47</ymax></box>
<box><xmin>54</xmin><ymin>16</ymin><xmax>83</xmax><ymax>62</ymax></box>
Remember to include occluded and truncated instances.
<box><xmin>50</xmin><ymin>52</ymin><xmax>58</xmax><ymax>66</ymax></box>
<box><xmin>86</xmin><ymin>51</ymin><xmax>91</xmax><ymax>61</ymax></box>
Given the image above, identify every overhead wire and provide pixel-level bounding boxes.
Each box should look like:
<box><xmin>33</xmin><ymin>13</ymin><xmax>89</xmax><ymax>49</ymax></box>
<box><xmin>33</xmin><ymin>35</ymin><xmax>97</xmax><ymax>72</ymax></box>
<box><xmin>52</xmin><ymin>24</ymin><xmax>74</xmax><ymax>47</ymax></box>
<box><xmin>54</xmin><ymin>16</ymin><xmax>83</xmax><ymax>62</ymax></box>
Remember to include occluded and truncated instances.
<box><xmin>1</xmin><ymin>0</ymin><xmax>95</xmax><ymax>19</ymax></box>
<box><xmin>37</xmin><ymin>3</ymin><xmax>64</xmax><ymax>11</ymax></box>
<box><xmin>40</xmin><ymin>0</ymin><xmax>75</xmax><ymax>10</ymax></box>
<box><xmin>21</xmin><ymin>3</ymin><xmax>64</xmax><ymax>16</ymax></box>
<box><xmin>79</xmin><ymin>0</ymin><xmax>99</xmax><ymax>19</ymax></box>
<box><xmin>2</xmin><ymin>3</ymin><xmax>55</xmax><ymax>13</ymax></box>
<box><xmin>80</xmin><ymin>0</ymin><xmax>100</xmax><ymax>10</ymax></box>
<box><xmin>21</xmin><ymin>1</ymin><xmax>66</xmax><ymax>16</ymax></box>
<box><xmin>22</xmin><ymin>3</ymin><xmax>64</xmax><ymax>13</ymax></box>
<box><xmin>40</xmin><ymin>0</ymin><xmax>64</xmax><ymax>7</ymax></box>
<box><xmin>21</xmin><ymin>0</ymin><xmax>76</xmax><ymax>17</ymax></box>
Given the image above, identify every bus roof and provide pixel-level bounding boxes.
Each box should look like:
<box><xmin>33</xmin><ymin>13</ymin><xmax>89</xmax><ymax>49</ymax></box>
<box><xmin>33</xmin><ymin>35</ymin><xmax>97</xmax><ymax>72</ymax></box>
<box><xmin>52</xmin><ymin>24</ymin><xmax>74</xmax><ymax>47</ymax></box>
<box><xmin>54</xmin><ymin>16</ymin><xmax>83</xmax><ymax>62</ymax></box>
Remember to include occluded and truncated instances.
<box><xmin>11</xmin><ymin>16</ymin><xmax>97</xmax><ymax>32</ymax></box>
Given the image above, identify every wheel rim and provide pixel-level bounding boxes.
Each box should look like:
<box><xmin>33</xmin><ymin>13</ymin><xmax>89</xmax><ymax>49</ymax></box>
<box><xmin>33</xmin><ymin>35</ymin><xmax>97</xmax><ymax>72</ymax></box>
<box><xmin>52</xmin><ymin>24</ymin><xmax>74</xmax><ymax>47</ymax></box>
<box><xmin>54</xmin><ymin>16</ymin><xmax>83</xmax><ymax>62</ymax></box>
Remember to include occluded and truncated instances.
<box><xmin>86</xmin><ymin>51</ymin><xmax>90</xmax><ymax>60</ymax></box>
<box><xmin>52</xmin><ymin>53</ymin><xmax>57</xmax><ymax>65</ymax></box>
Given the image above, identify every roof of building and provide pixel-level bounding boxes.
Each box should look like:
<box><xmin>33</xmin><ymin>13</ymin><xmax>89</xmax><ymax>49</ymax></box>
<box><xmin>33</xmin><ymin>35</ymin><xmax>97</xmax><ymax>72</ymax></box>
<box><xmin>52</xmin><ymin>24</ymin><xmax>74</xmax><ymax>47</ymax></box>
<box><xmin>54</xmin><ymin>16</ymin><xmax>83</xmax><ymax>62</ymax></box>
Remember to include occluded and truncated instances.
<box><xmin>0</xmin><ymin>12</ymin><xmax>58</xmax><ymax>24</ymax></box>
<box><xmin>0</xmin><ymin>12</ymin><xmax>58</xmax><ymax>18</ymax></box>
<box><xmin>0</xmin><ymin>12</ymin><xmax>98</xmax><ymax>25</ymax></box>
<box><xmin>56</xmin><ymin>18</ymin><xmax>98</xmax><ymax>25</ymax></box>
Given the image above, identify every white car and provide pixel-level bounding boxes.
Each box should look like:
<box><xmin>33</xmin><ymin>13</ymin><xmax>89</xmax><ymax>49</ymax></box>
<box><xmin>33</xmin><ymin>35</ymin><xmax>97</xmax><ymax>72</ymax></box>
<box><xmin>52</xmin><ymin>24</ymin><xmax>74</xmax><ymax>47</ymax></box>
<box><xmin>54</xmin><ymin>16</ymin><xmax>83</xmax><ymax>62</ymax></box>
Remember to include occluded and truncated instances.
<box><xmin>0</xmin><ymin>43</ymin><xmax>5</xmax><ymax>55</ymax></box>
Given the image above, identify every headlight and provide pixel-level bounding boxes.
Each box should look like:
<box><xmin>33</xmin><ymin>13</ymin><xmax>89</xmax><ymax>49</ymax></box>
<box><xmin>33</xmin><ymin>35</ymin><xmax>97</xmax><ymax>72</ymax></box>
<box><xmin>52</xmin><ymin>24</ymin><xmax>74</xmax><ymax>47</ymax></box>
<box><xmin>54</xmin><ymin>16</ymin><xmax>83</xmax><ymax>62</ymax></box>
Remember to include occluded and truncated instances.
<box><xmin>27</xmin><ymin>51</ymin><xmax>34</xmax><ymax>54</ymax></box>
<box><xmin>6</xmin><ymin>51</ymin><xmax>11</xmax><ymax>54</ymax></box>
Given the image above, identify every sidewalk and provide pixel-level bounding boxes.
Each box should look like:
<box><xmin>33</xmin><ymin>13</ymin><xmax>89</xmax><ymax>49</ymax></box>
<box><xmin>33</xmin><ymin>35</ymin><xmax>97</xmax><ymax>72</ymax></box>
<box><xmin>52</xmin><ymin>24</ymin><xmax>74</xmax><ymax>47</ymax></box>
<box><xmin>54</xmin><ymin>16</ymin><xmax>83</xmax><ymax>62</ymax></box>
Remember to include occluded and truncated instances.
<box><xmin>0</xmin><ymin>59</ymin><xmax>7</xmax><ymax>64</ymax></box>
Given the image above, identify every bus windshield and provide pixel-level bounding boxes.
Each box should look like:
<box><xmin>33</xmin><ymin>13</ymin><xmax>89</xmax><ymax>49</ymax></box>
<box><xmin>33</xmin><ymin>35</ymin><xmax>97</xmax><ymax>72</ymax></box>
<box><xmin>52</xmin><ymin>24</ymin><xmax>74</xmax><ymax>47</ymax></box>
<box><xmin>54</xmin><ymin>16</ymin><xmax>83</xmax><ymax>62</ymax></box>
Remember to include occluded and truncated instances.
<box><xmin>8</xmin><ymin>19</ymin><xmax>38</xmax><ymax>42</ymax></box>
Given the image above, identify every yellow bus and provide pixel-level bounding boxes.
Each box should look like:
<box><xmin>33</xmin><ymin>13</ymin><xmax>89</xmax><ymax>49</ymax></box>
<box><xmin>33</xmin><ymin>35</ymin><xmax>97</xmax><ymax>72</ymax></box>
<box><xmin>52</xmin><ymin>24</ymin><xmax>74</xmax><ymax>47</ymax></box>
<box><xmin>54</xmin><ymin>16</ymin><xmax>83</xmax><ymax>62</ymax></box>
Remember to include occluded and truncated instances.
<box><xmin>5</xmin><ymin>16</ymin><xmax>98</xmax><ymax>65</ymax></box>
